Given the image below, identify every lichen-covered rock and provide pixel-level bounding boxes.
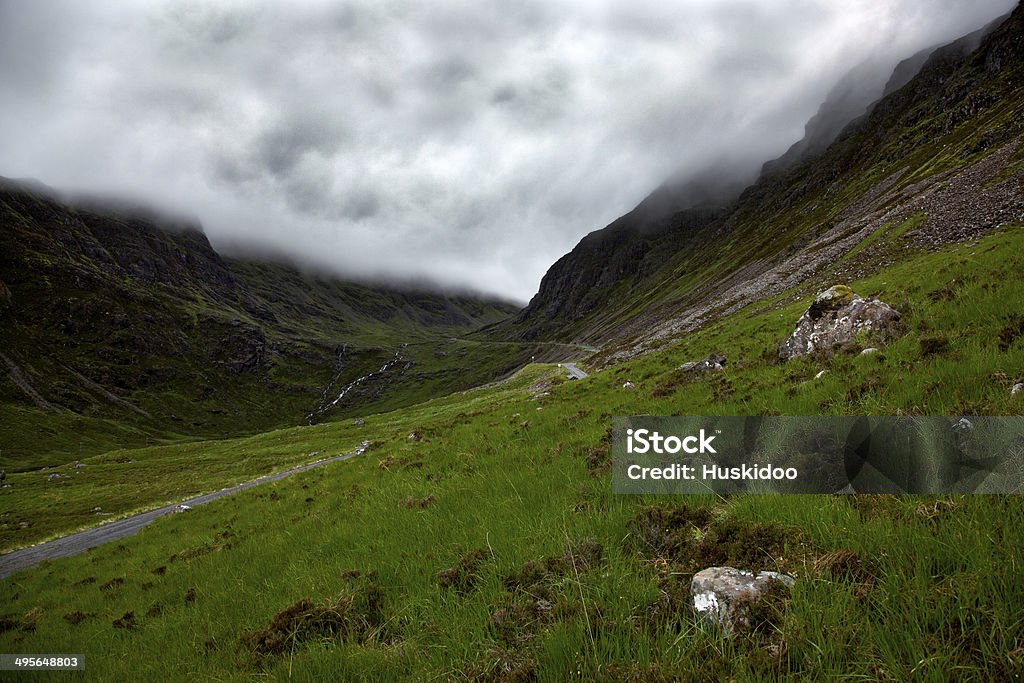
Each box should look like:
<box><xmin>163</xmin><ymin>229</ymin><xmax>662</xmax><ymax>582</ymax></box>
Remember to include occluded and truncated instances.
<box><xmin>691</xmin><ymin>566</ymin><xmax>794</xmax><ymax>634</ymax></box>
<box><xmin>779</xmin><ymin>285</ymin><xmax>900</xmax><ymax>360</ymax></box>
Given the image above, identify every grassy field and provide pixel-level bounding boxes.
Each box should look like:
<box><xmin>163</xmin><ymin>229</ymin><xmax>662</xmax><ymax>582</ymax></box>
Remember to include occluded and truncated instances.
<box><xmin>0</xmin><ymin>334</ymin><xmax>556</xmax><ymax>473</ymax></box>
<box><xmin>1</xmin><ymin>225</ymin><xmax>1023</xmax><ymax>680</ymax></box>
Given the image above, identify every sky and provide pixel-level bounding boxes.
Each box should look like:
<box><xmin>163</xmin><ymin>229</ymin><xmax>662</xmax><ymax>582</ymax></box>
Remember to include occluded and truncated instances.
<box><xmin>0</xmin><ymin>0</ymin><xmax>1016</xmax><ymax>302</ymax></box>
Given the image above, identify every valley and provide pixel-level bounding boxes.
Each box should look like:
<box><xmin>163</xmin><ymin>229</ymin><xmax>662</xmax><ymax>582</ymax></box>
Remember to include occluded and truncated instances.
<box><xmin>2</xmin><ymin>4</ymin><xmax>1024</xmax><ymax>681</ymax></box>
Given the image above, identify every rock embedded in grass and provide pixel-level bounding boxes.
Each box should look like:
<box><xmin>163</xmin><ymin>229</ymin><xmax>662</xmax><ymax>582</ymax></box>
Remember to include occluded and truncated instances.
<box><xmin>779</xmin><ymin>285</ymin><xmax>901</xmax><ymax>360</ymax></box>
<box><xmin>691</xmin><ymin>566</ymin><xmax>794</xmax><ymax>635</ymax></box>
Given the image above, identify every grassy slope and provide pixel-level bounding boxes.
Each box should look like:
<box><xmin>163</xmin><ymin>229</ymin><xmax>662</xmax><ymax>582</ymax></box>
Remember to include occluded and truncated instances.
<box><xmin>2</xmin><ymin>224</ymin><xmax>1022</xmax><ymax>681</ymax></box>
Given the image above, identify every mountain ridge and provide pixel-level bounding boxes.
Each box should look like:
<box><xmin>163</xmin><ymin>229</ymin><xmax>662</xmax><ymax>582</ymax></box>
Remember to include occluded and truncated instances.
<box><xmin>0</xmin><ymin>180</ymin><xmax>523</xmax><ymax>466</ymax></box>
<box><xmin>501</xmin><ymin>4</ymin><xmax>1024</xmax><ymax>358</ymax></box>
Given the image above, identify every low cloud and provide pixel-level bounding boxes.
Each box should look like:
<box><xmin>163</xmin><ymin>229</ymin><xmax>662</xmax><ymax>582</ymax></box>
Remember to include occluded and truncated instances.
<box><xmin>0</xmin><ymin>0</ymin><xmax>1015</xmax><ymax>301</ymax></box>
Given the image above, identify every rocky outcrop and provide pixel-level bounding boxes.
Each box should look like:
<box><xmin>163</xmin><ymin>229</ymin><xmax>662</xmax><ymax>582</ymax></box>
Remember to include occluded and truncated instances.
<box><xmin>779</xmin><ymin>286</ymin><xmax>901</xmax><ymax>361</ymax></box>
<box><xmin>691</xmin><ymin>566</ymin><xmax>794</xmax><ymax>635</ymax></box>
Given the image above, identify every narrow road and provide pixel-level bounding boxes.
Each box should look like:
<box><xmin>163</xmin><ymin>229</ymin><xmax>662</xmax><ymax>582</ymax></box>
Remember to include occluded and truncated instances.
<box><xmin>563</xmin><ymin>363</ymin><xmax>588</xmax><ymax>380</ymax></box>
<box><xmin>0</xmin><ymin>441</ymin><xmax>370</xmax><ymax>580</ymax></box>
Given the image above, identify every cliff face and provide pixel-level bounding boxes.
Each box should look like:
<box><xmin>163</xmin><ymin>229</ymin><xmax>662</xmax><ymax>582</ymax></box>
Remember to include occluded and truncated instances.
<box><xmin>502</xmin><ymin>5</ymin><xmax>1024</xmax><ymax>349</ymax></box>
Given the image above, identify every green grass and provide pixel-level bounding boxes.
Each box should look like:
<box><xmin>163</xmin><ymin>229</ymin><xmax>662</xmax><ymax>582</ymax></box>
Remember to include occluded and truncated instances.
<box><xmin>2</xmin><ymin>225</ymin><xmax>1023</xmax><ymax>680</ymax></box>
<box><xmin>837</xmin><ymin>212</ymin><xmax>926</xmax><ymax>265</ymax></box>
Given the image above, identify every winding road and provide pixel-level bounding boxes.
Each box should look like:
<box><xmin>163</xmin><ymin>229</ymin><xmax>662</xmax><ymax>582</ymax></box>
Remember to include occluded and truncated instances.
<box><xmin>0</xmin><ymin>441</ymin><xmax>370</xmax><ymax>580</ymax></box>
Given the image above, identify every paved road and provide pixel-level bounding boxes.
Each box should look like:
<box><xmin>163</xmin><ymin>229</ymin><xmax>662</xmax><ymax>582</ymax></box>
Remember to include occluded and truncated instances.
<box><xmin>563</xmin><ymin>363</ymin><xmax>589</xmax><ymax>380</ymax></box>
<box><xmin>0</xmin><ymin>441</ymin><xmax>370</xmax><ymax>580</ymax></box>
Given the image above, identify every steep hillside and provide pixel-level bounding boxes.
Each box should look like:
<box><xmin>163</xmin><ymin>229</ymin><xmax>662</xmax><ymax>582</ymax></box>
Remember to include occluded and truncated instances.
<box><xmin>503</xmin><ymin>6</ymin><xmax>1024</xmax><ymax>356</ymax></box>
<box><xmin>0</xmin><ymin>182</ymin><xmax>522</xmax><ymax>468</ymax></box>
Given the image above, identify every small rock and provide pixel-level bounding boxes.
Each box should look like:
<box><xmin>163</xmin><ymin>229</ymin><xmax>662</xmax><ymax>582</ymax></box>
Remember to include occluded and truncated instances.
<box><xmin>814</xmin><ymin>370</ymin><xmax>829</xmax><ymax>380</ymax></box>
<box><xmin>622</xmin><ymin>381</ymin><xmax>636</xmax><ymax>389</ymax></box>
<box><xmin>353</xmin><ymin>418</ymin><xmax>365</xmax><ymax>425</ymax></box>
<box><xmin>307</xmin><ymin>451</ymin><xmax>320</xmax><ymax>457</ymax></box>
<box><xmin>1012</xmin><ymin>383</ymin><xmax>1023</xmax><ymax>397</ymax></box>
<box><xmin>861</xmin><ymin>347</ymin><xmax>879</xmax><ymax>355</ymax></box>
<box><xmin>408</xmin><ymin>431</ymin><xmax>422</xmax><ymax>442</ymax></box>
<box><xmin>691</xmin><ymin>567</ymin><xmax>795</xmax><ymax>635</ymax></box>
<box><xmin>47</xmin><ymin>473</ymin><xmax>62</xmax><ymax>481</ymax></box>
<box><xmin>18</xmin><ymin>521</ymin><xmax>30</xmax><ymax>528</ymax></box>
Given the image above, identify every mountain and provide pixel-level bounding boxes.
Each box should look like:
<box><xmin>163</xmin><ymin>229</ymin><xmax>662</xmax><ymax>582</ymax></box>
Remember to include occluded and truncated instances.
<box><xmin>503</xmin><ymin>5</ymin><xmax>1024</xmax><ymax>358</ymax></box>
<box><xmin>0</xmin><ymin>181</ymin><xmax>523</xmax><ymax>467</ymax></box>
<box><xmin>764</xmin><ymin>11</ymin><xmax>1011</xmax><ymax>179</ymax></box>
<box><xmin>760</xmin><ymin>57</ymin><xmax>905</xmax><ymax>179</ymax></box>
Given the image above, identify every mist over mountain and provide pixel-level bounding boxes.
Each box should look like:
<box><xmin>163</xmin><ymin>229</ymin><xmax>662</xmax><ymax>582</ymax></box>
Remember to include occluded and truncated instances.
<box><xmin>504</xmin><ymin>3</ymin><xmax>1024</xmax><ymax>348</ymax></box>
<box><xmin>0</xmin><ymin>0</ymin><xmax>1016</xmax><ymax>301</ymax></box>
<box><xmin>0</xmin><ymin>178</ymin><xmax>524</xmax><ymax>461</ymax></box>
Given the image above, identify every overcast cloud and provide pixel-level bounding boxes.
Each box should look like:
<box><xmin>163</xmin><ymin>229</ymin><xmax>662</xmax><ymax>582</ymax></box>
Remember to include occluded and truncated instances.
<box><xmin>0</xmin><ymin>0</ymin><xmax>1016</xmax><ymax>301</ymax></box>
